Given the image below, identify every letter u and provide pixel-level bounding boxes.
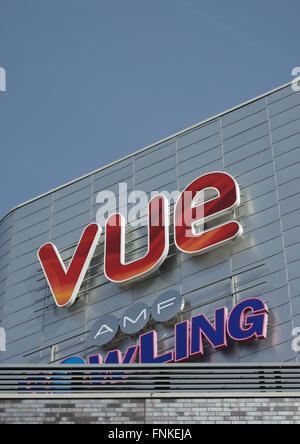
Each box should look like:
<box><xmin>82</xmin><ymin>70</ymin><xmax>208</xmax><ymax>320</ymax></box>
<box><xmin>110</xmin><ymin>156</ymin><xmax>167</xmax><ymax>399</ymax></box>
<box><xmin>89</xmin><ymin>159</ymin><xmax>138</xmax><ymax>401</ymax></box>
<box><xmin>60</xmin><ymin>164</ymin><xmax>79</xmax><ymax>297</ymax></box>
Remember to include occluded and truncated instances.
<box><xmin>104</xmin><ymin>195</ymin><xmax>169</xmax><ymax>283</ymax></box>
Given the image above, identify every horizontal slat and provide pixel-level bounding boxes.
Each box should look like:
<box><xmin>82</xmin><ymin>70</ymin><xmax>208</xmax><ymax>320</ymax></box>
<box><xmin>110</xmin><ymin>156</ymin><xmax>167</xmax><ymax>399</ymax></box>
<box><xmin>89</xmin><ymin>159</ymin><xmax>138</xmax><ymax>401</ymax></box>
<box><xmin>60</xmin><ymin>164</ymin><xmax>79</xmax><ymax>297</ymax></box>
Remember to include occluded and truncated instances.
<box><xmin>0</xmin><ymin>364</ymin><xmax>298</xmax><ymax>394</ymax></box>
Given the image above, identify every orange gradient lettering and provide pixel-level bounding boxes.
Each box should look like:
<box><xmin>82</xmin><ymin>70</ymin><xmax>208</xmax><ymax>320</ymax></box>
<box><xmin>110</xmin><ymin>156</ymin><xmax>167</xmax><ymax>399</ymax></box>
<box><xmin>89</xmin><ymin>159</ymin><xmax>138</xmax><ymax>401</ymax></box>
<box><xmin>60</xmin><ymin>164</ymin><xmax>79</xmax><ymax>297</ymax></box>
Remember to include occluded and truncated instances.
<box><xmin>38</xmin><ymin>224</ymin><xmax>102</xmax><ymax>307</ymax></box>
<box><xmin>104</xmin><ymin>195</ymin><xmax>169</xmax><ymax>284</ymax></box>
<box><xmin>174</xmin><ymin>171</ymin><xmax>242</xmax><ymax>255</ymax></box>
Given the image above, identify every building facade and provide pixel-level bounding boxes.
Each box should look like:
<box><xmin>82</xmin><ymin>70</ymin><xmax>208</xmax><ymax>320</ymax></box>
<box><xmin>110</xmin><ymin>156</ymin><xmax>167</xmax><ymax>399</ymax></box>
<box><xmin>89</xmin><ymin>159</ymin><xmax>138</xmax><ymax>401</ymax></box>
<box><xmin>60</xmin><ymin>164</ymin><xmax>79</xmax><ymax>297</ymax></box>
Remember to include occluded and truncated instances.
<box><xmin>1</xmin><ymin>81</ymin><xmax>300</xmax><ymax>368</ymax></box>
<box><xmin>2</xmin><ymin>81</ymin><xmax>300</xmax><ymax>424</ymax></box>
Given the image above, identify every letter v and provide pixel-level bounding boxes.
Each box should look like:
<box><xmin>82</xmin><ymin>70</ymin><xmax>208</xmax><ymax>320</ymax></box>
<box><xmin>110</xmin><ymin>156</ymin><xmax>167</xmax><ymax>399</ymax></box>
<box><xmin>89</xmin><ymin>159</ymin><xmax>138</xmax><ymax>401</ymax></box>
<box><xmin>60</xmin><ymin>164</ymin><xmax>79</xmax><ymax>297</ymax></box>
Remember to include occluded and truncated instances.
<box><xmin>38</xmin><ymin>224</ymin><xmax>102</xmax><ymax>308</ymax></box>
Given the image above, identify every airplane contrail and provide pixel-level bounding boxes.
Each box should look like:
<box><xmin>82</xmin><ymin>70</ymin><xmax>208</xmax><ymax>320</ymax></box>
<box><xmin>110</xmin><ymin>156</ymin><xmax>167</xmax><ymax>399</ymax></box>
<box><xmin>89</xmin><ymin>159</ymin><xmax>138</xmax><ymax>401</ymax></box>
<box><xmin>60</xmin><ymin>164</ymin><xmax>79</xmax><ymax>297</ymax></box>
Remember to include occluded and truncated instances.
<box><xmin>174</xmin><ymin>0</ymin><xmax>289</xmax><ymax>66</ymax></box>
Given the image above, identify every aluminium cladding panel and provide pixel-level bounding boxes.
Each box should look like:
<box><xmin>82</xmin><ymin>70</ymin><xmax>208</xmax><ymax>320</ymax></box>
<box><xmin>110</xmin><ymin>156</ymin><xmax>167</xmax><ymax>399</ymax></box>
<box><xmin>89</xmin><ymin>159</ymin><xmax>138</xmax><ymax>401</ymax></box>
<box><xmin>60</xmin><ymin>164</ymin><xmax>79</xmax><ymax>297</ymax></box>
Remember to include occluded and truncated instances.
<box><xmin>0</xmin><ymin>83</ymin><xmax>300</xmax><ymax>364</ymax></box>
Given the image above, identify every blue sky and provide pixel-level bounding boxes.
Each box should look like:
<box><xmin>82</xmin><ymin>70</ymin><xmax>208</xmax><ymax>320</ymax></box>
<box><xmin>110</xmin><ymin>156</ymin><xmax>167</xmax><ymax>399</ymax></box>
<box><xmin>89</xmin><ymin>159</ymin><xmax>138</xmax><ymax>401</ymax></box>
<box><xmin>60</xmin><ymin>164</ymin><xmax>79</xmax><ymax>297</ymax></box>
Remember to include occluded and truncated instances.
<box><xmin>0</xmin><ymin>0</ymin><xmax>298</xmax><ymax>216</ymax></box>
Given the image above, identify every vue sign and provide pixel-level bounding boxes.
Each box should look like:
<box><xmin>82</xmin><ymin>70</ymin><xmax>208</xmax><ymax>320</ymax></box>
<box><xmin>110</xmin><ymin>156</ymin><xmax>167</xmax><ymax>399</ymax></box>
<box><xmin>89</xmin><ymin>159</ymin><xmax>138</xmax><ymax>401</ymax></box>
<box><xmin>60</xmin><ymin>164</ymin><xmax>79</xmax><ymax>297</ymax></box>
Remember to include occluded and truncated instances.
<box><xmin>38</xmin><ymin>172</ymin><xmax>243</xmax><ymax>308</ymax></box>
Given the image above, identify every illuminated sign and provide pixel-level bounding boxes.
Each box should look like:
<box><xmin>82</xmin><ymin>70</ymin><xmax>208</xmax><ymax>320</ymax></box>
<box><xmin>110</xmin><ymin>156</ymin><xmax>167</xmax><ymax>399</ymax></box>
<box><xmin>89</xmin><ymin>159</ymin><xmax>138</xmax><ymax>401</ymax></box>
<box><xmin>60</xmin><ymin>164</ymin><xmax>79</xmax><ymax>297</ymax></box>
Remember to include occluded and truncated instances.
<box><xmin>38</xmin><ymin>171</ymin><xmax>242</xmax><ymax>308</ymax></box>
<box><xmin>62</xmin><ymin>298</ymin><xmax>269</xmax><ymax>364</ymax></box>
<box><xmin>174</xmin><ymin>171</ymin><xmax>242</xmax><ymax>255</ymax></box>
<box><xmin>38</xmin><ymin>224</ymin><xmax>102</xmax><ymax>308</ymax></box>
<box><xmin>104</xmin><ymin>194</ymin><xmax>169</xmax><ymax>284</ymax></box>
<box><xmin>88</xmin><ymin>291</ymin><xmax>184</xmax><ymax>346</ymax></box>
<box><xmin>88</xmin><ymin>314</ymin><xmax>120</xmax><ymax>347</ymax></box>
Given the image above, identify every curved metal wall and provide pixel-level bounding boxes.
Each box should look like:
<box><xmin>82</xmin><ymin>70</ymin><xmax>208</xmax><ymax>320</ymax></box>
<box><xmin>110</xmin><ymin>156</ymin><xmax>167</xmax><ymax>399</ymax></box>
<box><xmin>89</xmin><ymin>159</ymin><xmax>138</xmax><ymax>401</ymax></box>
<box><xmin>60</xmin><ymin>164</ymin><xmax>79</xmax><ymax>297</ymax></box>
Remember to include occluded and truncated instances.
<box><xmin>0</xmin><ymin>82</ymin><xmax>300</xmax><ymax>364</ymax></box>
